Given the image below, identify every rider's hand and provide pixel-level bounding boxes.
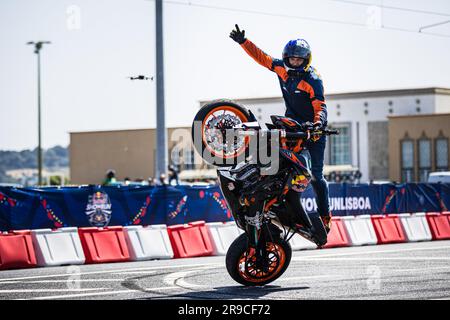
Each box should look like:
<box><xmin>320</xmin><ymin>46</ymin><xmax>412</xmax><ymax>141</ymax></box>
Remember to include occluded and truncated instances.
<box><xmin>313</xmin><ymin>121</ymin><xmax>323</xmax><ymax>130</ymax></box>
<box><xmin>311</xmin><ymin>121</ymin><xmax>322</xmax><ymax>141</ymax></box>
<box><xmin>230</xmin><ymin>24</ymin><xmax>246</xmax><ymax>44</ymax></box>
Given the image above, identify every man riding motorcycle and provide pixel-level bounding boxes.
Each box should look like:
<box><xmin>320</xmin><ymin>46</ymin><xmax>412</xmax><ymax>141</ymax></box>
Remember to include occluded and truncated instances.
<box><xmin>229</xmin><ymin>24</ymin><xmax>332</xmax><ymax>233</ymax></box>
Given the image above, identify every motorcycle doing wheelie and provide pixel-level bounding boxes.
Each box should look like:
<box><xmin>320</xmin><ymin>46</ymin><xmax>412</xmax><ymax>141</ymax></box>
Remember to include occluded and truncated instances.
<box><xmin>191</xmin><ymin>99</ymin><xmax>339</xmax><ymax>286</ymax></box>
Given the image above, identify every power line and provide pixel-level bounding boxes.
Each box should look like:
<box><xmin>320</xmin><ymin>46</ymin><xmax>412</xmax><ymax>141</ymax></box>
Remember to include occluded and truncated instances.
<box><xmin>329</xmin><ymin>0</ymin><xmax>450</xmax><ymax>18</ymax></box>
<box><xmin>158</xmin><ymin>0</ymin><xmax>450</xmax><ymax>38</ymax></box>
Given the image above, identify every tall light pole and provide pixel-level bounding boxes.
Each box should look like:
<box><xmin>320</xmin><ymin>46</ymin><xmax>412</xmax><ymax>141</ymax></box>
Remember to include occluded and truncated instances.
<box><xmin>155</xmin><ymin>0</ymin><xmax>168</xmax><ymax>179</ymax></box>
<box><xmin>27</xmin><ymin>41</ymin><xmax>51</xmax><ymax>185</ymax></box>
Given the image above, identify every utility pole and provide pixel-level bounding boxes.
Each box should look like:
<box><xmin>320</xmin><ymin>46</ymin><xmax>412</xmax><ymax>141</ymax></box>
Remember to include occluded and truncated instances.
<box><xmin>155</xmin><ymin>0</ymin><xmax>168</xmax><ymax>178</ymax></box>
<box><xmin>27</xmin><ymin>41</ymin><xmax>51</xmax><ymax>186</ymax></box>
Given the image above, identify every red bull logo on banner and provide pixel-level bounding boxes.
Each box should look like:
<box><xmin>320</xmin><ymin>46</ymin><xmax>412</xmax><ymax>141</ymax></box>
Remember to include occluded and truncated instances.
<box><xmin>85</xmin><ymin>191</ymin><xmax>112</xmax><ymax>227</ymax></box>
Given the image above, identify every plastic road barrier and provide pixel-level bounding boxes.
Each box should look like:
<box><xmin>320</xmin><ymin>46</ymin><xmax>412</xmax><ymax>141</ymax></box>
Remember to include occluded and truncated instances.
<box><xmin>0</xmin><ymin>230</ymin><xmax>37</xmax><ymax>270</ymax></box>
<box><xmin>124</xmin><ymin>225</ymin><xmax>173</xmax><ymax>260</ymax></box>
<box><xmin>371</xmin><ymin>214</ymin><xmax>407</xmax><ymax>244</ymax></box>
<box><xmin>342</xmin><ymin>215</ymin><xmax>378</xmax><ymax>246</ymax></box>
<box><xmin>323</xmin><ymin>217</ymin><xmax>351</xmax><ymax>248</ymax></box>
<box><xmin>206</xmin><ymin>221</ymin><xmax>242</xmax><ymax>255</ymax></box>
<box><xmin>426</xmin><ymin>212</ymin><xmax>450</xmax><ymax>240</ymax></box>
<box><xmin>31</xmin><ymin>227</ymin><xmax>85</xmax><ymax>266</ymax></box>
<box><xmin>78</xmin><ymin>226</ymin><xmax>131</xmax><ymax>264</ymax></box>
<box><xmin>397</xmin><ymin>213</ymin><xmax>432</xmax><ymax>242</ymax></box>
<box><xmin>167</xmin><ymin>221</ymin><xmax>214</xmax><ymax>258</ymax></box>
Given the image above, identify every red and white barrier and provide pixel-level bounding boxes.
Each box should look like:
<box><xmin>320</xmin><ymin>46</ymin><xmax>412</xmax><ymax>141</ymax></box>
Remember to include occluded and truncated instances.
<box><xmin>0</xmin><ymin>230</ymin><xmax>37</xmax><ymax>270</ymax></box>
<box><xmin>31</xmin><ymin>227</ymin><xmax>85</xmax><ymax>266</ymax></box>
<box><xmin>371</xmin><ymin>214</ymin><xmax>407</xmax><ymax>244</ymax></box>
<box><xmin>426</xmin><ymin>212</ymin><xmax>450</xmax><ymax>240</ymax></box>
<box><xmin>124</xmin><ymin>225</ymin><xmax>173</xmax><ymax>260</ymax></box>
<box><xmin>78</xmin><ymin>226</ymin><xmax>131</xmax><ymax>264</ymax></box>
<box><xmin>2</xmin><ymin>211</ymin><xmax>450</xmax><ymax>271</ymax></box>
<box><xmin>206</xmin><ymin>221</ymin><xmax>242</xmax><ymax>255</ymax></box>
<box><xmin>341</xmin><ymin>215</ymin><xmax>378</xmax><ymax>246</ymax></box>
<box><xmin>167</xmin><ymin>221</ymin><xmax>214</xmax><ymax>258</ymax></box>
<box><xmin>397</xmin><ymin>213</ymin><xmax>432</xmax><ymax>242</ymax></box>
<box><xmin>323</xmin><ymin>217</ymin><xmax>351</xmax><ymax>248</ymax></box>
<box><xmin>289</xmin><ymin>233</ymin><xmax>317</xmax><ymax>250</ymax></box>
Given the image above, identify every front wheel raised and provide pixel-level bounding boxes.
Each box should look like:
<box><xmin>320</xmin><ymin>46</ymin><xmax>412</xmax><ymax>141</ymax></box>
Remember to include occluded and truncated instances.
<box><xmin>225</xmin><ymin>233</ymin><xmax>292</xmax><ymax>286</ymax></box>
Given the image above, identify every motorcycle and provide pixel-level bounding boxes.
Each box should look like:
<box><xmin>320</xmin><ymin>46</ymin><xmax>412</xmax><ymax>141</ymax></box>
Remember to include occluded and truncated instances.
<box><xmin>191</xmin><ymin>99</ymin><xmax>339</xmax><ymax>286</ymax></box>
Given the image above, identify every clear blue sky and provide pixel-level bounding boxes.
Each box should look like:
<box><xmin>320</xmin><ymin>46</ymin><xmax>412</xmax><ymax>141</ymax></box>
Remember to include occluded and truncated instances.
<box><xmin>1</xmin><ymin>0</ymin><xmax>449</xmax><ymax>151</ymax></box>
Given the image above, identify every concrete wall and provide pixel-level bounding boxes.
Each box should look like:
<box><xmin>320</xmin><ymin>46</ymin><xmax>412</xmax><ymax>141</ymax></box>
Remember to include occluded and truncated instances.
<box><xmin>70</xmin><ymin>127</ymin><xmax>191</xmax><ymax>184</ymax></box>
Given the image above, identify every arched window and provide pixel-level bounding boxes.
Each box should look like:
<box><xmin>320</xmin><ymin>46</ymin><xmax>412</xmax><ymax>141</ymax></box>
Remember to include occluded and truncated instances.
<box><xmin>418</xmin><ymin>136</ymin><xmax>431</xmax><ymax>182</ymax></box>
<box><xmin>400</xmin><ymin>137</ymin><xmax>414</xmax><ymax>182</ymax></box>
<box><xmin>435</xmin><ymin>137</ymin><xmax>449</xmax><ymax>172</ymax></box>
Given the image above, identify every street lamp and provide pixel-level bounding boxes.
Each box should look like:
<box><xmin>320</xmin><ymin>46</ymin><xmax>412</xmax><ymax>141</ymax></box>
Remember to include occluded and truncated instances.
<box><xmin>26</xmin><ymin>41</ymin><xmax>51</xmax><ymax>186</ymax></box>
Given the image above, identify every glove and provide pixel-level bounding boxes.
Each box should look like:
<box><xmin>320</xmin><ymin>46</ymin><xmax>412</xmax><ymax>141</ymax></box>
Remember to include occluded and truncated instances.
<box><xmin>229</xmin><ymin>24</ymin><xmax>246</xmax><ymax>44</ymax></box>
<box><xmin>313</xmin><ymin>121</ymin><xmax>323</xmax><ymax>130</ymax></box>
<box><xmin>311</xmin><ymin>121</ymin><xmax>322</xmax><ymax>142</ymax></box>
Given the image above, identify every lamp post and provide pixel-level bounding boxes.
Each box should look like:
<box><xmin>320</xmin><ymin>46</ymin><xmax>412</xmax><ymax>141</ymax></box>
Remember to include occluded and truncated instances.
<box><xmin>26</xmin><ymin>41</ymin><xmax>51</xmax><ymax>186</ymax></box>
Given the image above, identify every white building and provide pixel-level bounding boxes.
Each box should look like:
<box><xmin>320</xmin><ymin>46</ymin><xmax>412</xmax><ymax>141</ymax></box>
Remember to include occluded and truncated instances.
<box><xmin>211</xmin><ymin>87</ymin><xmax>450</xmax><ymax>182</ymax></box>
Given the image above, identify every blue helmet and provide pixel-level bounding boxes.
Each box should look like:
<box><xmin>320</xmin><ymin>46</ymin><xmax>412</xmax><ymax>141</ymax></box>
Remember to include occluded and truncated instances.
<box><xmin>282</xmin><ymin>39</ymin><xmax>312</xmax><ymax>72</ymax></box>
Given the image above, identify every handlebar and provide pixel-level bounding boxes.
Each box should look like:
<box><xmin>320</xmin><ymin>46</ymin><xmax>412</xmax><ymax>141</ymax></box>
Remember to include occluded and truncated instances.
<box><xmin>237</xmin><ymin>128</ymin><xmax>339</xmax><ymax>139</ymax></box>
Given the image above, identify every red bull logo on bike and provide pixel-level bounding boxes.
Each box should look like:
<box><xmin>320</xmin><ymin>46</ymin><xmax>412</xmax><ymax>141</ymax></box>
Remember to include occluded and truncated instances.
<box><xmin>85</xmin><ymin>191</ymin><xmax>112</xmax><ymax>227</ymax></box>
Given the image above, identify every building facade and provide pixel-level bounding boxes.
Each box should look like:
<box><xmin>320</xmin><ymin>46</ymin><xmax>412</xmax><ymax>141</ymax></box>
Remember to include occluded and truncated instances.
<box><xmin>388</xmin><ymin>113</ymin><xmax>450</xmax><ymax>183</ymax></box>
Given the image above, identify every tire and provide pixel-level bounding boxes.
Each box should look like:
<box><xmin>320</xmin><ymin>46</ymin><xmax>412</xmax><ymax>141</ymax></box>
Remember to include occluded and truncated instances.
<box><xmin>191</xmin><ymin>99</ymin><xmax>252</xmax><ymax>167</ymax></box>
<box><xmin>225</xmin><ymin>232</ymin><xmax>292</xmax><ymax>286</ymax></box>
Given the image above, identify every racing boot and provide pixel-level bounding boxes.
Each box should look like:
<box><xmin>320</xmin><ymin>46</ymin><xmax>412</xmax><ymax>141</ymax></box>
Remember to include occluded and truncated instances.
<box><xmin>320</xmin><ymin>212</ymin><xmax>332</xmax><ymax>234</ymax></box>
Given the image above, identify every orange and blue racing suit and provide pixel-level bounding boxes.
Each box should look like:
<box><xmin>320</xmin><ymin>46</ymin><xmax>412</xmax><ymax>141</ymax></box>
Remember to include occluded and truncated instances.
<box><xmin>238</xmin><ymin>38</ymin><xmax>331</xmax><ymax>223</ymax></box>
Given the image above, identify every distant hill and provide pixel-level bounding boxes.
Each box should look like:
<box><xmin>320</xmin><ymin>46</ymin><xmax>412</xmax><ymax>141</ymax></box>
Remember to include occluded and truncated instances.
<box><xmin>0</xmin><ymin>146</ymin><xmax>69</xmax><ymax>183</ymax></box>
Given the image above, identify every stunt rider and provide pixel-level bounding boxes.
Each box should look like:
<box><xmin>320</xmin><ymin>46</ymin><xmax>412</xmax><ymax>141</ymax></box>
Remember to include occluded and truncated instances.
<box><xmin>229</xmin><ymin>24</ymin><xmax>332</xmax><ymax>233</ymax></box>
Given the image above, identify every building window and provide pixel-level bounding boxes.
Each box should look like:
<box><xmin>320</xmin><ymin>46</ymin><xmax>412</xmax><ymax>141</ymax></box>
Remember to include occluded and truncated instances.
<box><xmin>435</xmin><ymin>138</ymin><xmax>449</xmax><ymax>171</ymax></box>
<box><xmin>401</xmin><ymin>140</ymin><xmax>414</xmax><ymax>182</ymax></box>
<box><xmin>170</xmin><ymin>146</ymin><xmax>182</xmax><ymax>172</ymax></box>
<box><xmin>418</xmin><ymin>138</ymin><xmax>431</xmax><ymax>182</ymax></box>
<box><xmin>329</xmin><ymin>123</ymin><xmax>351</xmax><ymax>165</ymax></box>
<box><xmin>184</xmin><ymin>149</ymin><xmax>195</xmax><ymax>170</ymax></box>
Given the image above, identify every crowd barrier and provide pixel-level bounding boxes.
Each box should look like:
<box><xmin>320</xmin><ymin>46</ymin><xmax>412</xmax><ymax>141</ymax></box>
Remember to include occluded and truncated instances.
<box><xmin>341</xmin><ymin>215</ymin><xmax>378</xmax><ymax>246</ymax></box>
<box><xmin>31</xmin><ymin>227</ymin><xmax>85</xmax><ymax>266</ymax></box>
<box><xmin>1</xmin><ymin>183</ymin><xmax>449</xmax><ymax>231</ymax></box>
<box><xmin>1</xmin><ymin>212</ymin><xmax>450</xmax><ymax>270</ymax></box>
<box><xmin>78</xmin><ymin>226</ymin><xmax>131</xmax><ymax>264</ymax></box>
<box><xmin>167</xmin><ymin>221</ymin><xmax>214</xmax><ymax>258</ymax></box>
<box><xmin>206</xmin><ymin>222</ymin><xmax>243</xmax><ymax>255</ymax></box>
<box><xmin>323</xmin><ymin>217</ymin><xmax>351</xmax><ymax>248</ymax></box>
<box><xmin>426</xmin><ymin>212</ymin><xmax>450</xmax><ymax>240</ymax></box>
<box><xmin>0</xmin><ymin>230</ymin><xmax>37</xmax><ymax>270</ymax></box>
<box><xmin>397</xmin><ymin>213</ymin><xmax>432</xmax><ymax>242</ymax></box>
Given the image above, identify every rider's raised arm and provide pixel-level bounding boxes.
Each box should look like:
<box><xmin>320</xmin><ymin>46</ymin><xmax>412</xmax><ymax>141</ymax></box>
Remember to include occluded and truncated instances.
<box><xmin>240</xmin><ymin>39</ymin><xmax>275</xmax><ymax>71</ymax></box>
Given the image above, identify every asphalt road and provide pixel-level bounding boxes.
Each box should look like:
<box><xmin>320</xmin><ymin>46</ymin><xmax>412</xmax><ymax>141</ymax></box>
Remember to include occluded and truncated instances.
<box><xmin>1</xmin><ymin>240</ymin><xmax>449</xmax><ymax>300</ymax></box>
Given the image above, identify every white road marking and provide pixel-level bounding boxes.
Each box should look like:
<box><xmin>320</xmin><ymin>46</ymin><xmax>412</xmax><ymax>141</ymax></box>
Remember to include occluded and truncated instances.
<box><xmin>0</xmin><ymin>288</ymin><xmax>106</xmax><ymax>293</ymax></box>
<box><xmin>0</xmin><ymin>263</ymin><xmax>222</xmax><ymax>283</ymax></box>
<box><xmin>292</xmin><ymin>244</ymin><xmax>450</xmax><ymax>260</ymax></box>
<box><xmin>20</xmin><ymin>286</ymin><xmax>179</xmax><ymax>300</ymax></box>
<box><xmin>392</xmin><ymin>266</ymin><xmax>450</xmax><ymax>272</ymax></box>
<box><xmin>276</xmin><ymin>275</ymin><xmax>339</xmax><ymax>282</ymax></box>
<box><xmin>0</xmin><ymin>279</ymin><xmax>130</xmax><ymax>284</ymax></box>
<box><xmin>294</xmin><ymin>257</ymin><xmax>450</xmax><ymax>261</ymax></box>
<box><xmin>163</xmin><ymin>266</ymin><xmax>220</xmax><ymax>289</ymax></box>
<box><xmin>111</xmin><ymin>271</ymin><xmax>158</xmax><ymax>275</ymax></box>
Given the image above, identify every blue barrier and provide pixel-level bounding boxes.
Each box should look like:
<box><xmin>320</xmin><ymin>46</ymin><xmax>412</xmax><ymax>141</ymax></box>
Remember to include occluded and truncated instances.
<box><xmin>0</xmin><ymin>183</ymin><xmax>448</xmax><ymax>231</ymax></box>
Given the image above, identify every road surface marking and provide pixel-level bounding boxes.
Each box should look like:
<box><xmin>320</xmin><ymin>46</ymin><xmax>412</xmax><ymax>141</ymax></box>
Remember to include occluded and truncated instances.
<box><xmin>21</xmin><ymin>286</ymin><xmax>178</xmax><ymax>300</ymax></box>
<box><xmin>0</xmin><ymin>288</ymin><xmax>106</xmax><ymax>293</ymax></box>
<box><xmin>0</xmin><ymin>263</ymin><xmax>222</xmax><ymax>282</ymax></box>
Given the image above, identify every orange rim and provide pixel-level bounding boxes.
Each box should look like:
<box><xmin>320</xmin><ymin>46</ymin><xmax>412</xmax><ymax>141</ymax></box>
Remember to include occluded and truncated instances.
<box><xmin>201</xmin><ymin>106</ymin><xmax>249</xmax><ymax>160</ymax></box>
<box><xmin>237</xmin><ymin>242</ymin><xmax>286</xmax><ymax>284</ymax></box>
